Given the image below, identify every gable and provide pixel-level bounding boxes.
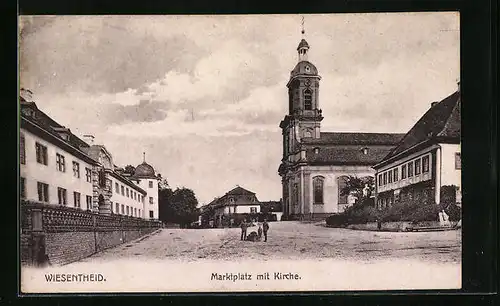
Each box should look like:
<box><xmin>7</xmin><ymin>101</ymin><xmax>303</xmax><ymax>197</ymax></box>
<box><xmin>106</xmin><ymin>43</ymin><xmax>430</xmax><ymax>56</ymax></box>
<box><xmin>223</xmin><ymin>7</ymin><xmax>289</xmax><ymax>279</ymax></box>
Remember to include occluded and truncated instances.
<box><xmin>382</xmin><ymin>91</ymin><xmax>460</xmax><ymax>162</ymax></box>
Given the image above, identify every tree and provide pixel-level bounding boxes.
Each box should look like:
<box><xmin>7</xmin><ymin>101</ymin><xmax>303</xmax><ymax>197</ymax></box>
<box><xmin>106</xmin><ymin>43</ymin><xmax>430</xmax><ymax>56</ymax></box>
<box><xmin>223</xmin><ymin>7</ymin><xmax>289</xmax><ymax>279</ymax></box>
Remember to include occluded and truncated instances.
<box><xmin>158</xmin><ymin>185</ymin><xmax>199</xmax><ymax>228</ymax></box>
<box><xmin>124</xmin><ymin>165</ymin><xmax>136</xmax><ymax>176</ymax></box>
<box><xmin>340</xmin><ymin>175</ymin><xmax>375</xmax><ymax>204</ymax></box>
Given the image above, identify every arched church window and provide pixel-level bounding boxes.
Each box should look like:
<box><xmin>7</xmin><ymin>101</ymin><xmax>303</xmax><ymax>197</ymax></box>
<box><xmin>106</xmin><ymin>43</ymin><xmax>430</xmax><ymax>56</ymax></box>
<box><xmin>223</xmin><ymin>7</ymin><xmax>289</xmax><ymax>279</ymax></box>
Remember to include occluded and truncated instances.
<box><xmin>313</xmin><ymin>176</ymin><xmax>324</xmax><ymax>204</ymax></box>
<box><xmin>289</xmin><ymin>90</ymin><xmax>293</xmax><ymax>113</ymax></box>
<box><xmin>304</xmin><ymin>89</ymin><xmax>312</xmax><ymax>110</ymax></box>
<box><xmin>338</xmin><ymin>176</ymin><xmax>349</xmax><ymax>205</ymax></box>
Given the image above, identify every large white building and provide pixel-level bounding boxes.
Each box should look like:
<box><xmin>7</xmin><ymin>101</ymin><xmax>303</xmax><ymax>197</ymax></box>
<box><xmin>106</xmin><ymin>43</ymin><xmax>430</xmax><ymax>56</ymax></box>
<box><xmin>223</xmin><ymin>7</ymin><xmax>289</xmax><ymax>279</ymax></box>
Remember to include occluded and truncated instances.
<box><xmin>19</xmin><ymin>88</ymin><xmax>160</xmax><ymax>220</ymax></box>
<box><xmin>373</xmin><ymin>88</ymin><xmax>461</xmax><ymax>208</ymax></box>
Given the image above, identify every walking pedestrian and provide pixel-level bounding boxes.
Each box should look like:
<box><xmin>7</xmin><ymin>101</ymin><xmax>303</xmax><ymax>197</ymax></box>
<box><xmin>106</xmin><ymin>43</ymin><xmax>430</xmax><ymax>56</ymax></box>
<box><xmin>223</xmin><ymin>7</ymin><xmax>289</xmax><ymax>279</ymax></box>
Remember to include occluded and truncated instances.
<box><xmin>262</xmin><ymin>219</ymin><xmax>269</xmax><ymax>242</ymax></box>
<box><xmin>240</xmin><ymin>219</ymin><xmax>248</xmax><ymax>241</ymax></box>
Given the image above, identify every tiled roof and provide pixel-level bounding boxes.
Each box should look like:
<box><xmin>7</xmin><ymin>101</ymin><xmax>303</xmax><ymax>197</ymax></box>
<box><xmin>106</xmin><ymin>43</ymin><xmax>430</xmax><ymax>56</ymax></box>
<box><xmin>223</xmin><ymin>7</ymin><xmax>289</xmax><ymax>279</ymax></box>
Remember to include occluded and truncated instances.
<box><xmin>302</xmin><ymin>132</ymin><xmax>405</xmax><ymax>145</ymax></box>
<box><xmin>20</xmin><ymin>99</ymin><xmax>90</xmax><ymax>150</ymax></box>
<box><xmin>382</xmin><ymin>91</ymin><xmax>460</xmax><ymax>161</ymax></box>
<box><xmin>305</xmin><ymin>146</ymin><xmax>395</xmax><ymax>166</ymax></box>
<box><xmin>226</xmin><ymin>186</ymin><xmax>255</xmax><ymax>196</ymax></box>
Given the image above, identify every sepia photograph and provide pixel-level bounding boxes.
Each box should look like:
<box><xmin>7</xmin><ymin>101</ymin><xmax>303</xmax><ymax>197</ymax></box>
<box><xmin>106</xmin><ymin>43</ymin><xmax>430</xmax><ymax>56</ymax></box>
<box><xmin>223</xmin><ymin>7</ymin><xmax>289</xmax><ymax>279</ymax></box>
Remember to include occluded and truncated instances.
<box><xmin>18</xmin><ymin>12</ymin><xmax>461</xmax><ymax>293</ymax></box>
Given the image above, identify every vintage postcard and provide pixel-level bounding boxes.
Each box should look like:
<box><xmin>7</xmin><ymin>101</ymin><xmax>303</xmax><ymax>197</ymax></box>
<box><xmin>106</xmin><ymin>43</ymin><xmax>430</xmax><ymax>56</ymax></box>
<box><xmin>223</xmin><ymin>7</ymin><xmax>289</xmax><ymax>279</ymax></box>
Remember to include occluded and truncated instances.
<box><xmin>18</xmin><ymin>12</ymin><xmax>461</xmax><ymax>293</ymax></box>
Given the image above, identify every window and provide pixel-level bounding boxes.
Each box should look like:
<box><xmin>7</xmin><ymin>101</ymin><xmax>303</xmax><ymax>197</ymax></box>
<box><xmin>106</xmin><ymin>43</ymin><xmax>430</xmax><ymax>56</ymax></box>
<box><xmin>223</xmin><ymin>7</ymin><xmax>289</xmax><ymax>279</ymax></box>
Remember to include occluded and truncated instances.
<box><xmin>229</xmin><ymin>197</ymin><xmax>234</xmax><ymax>204</ymax></box>
<box><xmin>72</xmin><ymin>161</ymin><xmax>80</xmax><ymax>178</ymax></box>
<box><xmin>115</xmin><ymin>182</ymin><xmax>119</xmax><ymax>193</ymax></box>
<box><xmin>455</xmin><ymin>152</ymin><xmax>461</xmax><ymax>169</ymax></box>
<box><xmin>388</xmin><ymin>171</ymin><xmax>393</xmax><ymax>183</ymax></box>
<box><xmin>139</xmin><ymin>209</ymin><xmax>141</xmax><ymax>217</ymax></box>
<box><xmin>408</xmin><ymin>161</ymin><xmax>414</xmax><ymax>177</ymax></box>
<box><xmin>415</xmin><ymin>159</ymin><xmax>421</xmax><ymax>175</ymax></box>
<box><xmin>393</xmin><ymin>168</ymin><xmax>398</xmax><ymax>181</ymax></box>
<box><xmin>422</xmin><ymin>155</ymin><xmax>430</xmax><ymax>173</ymax></box>
<box><xmin>20</xmin><ymin>133</ymin><xmax>26</xmax><ymax>164</ymax></box>
<box><xmin>134</xmin><ymin>208</ymin><xmax>137</xmax><ymax>217</ymax></box>
<box><xmin>73</xmin><ymin>192</ymin><xmax>81</xmax><ymax>208</ymax></box>
<box><xmin>149</xmin><ymin>211</ymin><xmax>154</xmax><ymax>218</ymax></box>
<box><xmin>149</xmin><ymin>181</ymin><xmax>153</xmax><ymax>188</ymax></box>
<box><xmin>250</xmin><ymin>207</ymin><xmax>257</xmax><ymax>213</ymax></box>
<box><xmin>304</xmin><ymin>89</ymin><xmax>312</xmax><ymax>110</ymax></box>
<box><xmin>115</xmin><ymin>203</ymin><xmax>119</xmax><ymax>214</ymax></box>
<box><xmin>20</xmin><ymin>177</ymin><xmax>26</xmax><ymax>198</ymax></box>
<box><xmin>37</xmin><ymin>182</ymin><xmax>49</xmax><ymax>202</ymax></box>
<box><xmin>126</xmin><ymin>206</ymin><xmax>129</xmax><ymax>215</ymax></box>
<box><xmin>121</xmin><ymin>186</ymin><xmax>124</xmax><ymax>196</ymax></box>
<box><xmin>57</xmin><ymin>187</ymin><xmax>67</xmax><ymax>205</ymax></box>
<box><xmin>402</xmin><ymin>164</ymin><xmax>407</xmax><ymax>179</ymax></box>
<box><xmin>313</xmin><ymin>176</ymin><xmax>324</xmax><ymax>204</ymax></box>
<box><xmin>149</xmin><ymin>197</ymin><xmax>153</xmax><ymax>204</ymax></box>
<box><xmin>56</xmin><ymin>153</ymin><xmax>65</xmax><ymax>172</ymax></box>
<box><xmin>383</xmin><ymin>172</ymin><xmax>387</xmax><ymax>185</ymax></box>
<box><xmin>35</xmin><ymin>142</ymin><xmax>48</xmax><ymax>165</ymax></box>
<box><xmin>86</xmin><ymin>195</ymin><xmax>92</xmax><ymax>210</ymax></box>
<box><xmin>126</xmin><ymin>188</ymin><xmax>129</xmax><ymax>198</ymax></box>
<box><xmin>338</xmin><ymin>176</ymin><xmax>348</xmax><ymax>204</ymax></box>
<box><xmin>86</xmin><ymin>168</ymin><xmax>92</xmax><ymax>182</ymax></box>
<box><xmin>378</xmin><ymin>174</ymin><xmax>382</xmax><ymax>186</ymax></box>
<box><xmin>121</xmin><ymin>204</ymin><xmax>124</xmax><ymax>214</ymax></box>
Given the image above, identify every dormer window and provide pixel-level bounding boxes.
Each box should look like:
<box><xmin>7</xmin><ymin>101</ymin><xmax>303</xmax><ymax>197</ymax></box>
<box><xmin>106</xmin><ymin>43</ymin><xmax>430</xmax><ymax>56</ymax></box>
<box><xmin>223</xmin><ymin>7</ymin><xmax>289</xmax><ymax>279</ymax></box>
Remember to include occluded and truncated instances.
<box><xmin>305</xmin><ymin>65</ymin><xmax>311</xmax><ymax>72</ymax></box>
<box><xmin>229</xmin><ymin>197</ymin><xmax>234</xmax><ymax>204</ymax></box>
<box><xmin>314</xmin><ymin>147</ymin><xmax>320</xmax><ymax>154</ymax></box>
<box><xmin>361</xmin><ymin>147</ymin><xmax>369</xmax><ymax>155</ymax></box>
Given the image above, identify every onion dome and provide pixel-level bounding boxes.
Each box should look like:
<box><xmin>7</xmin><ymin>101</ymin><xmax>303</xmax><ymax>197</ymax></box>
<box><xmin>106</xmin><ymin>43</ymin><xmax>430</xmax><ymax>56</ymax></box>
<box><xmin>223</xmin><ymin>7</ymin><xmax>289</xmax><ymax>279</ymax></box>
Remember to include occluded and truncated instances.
<box><xmin>133</xmin><ymin>161</ymin><xmax>156</xmax><ymax>178</ymax></box>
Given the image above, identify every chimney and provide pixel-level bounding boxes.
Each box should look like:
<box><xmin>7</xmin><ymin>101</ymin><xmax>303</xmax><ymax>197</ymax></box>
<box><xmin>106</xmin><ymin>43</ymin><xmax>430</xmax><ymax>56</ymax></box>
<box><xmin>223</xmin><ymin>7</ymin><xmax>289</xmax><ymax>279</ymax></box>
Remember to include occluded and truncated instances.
<box><xmin>83</xmin><ymin>134</ymin><xmax>95</xmax><ymax>145</ymax></box>
<box><xmin>431</xmin><ymin>101</ymin><xmax>439</xmax><ymax>107</ymax></box>
<box><xmin>20</xmin><ymin>88</ymin><xmax>33</xmax><ymax>102</ymax></box>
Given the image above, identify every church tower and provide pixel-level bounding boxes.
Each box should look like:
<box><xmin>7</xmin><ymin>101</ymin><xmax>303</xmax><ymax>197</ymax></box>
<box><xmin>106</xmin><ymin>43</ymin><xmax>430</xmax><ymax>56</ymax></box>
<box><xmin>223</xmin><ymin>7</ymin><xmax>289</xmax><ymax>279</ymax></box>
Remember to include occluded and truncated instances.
<box><xmin>280</xmin><ymin>28</ymin><xmax>323</xmax><ymax>164</ymax></box>
<box><xmin>278</xmin><ymin>20</ymin><xmax>323</xmax><ymax>217</ymax></box>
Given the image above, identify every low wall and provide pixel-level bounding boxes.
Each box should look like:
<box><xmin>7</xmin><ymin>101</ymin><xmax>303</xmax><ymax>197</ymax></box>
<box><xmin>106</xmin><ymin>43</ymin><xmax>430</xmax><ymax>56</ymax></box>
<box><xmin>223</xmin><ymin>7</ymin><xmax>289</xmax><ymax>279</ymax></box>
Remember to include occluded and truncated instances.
<box><xmin>21</xmin><ymin>200</ymin><xmax>162</xmax><ymax>267</ymax></box>
<box><xmin>345</xmin><ymin>221</ymin><xmax>458</xmax><ymax>232</ymax></box>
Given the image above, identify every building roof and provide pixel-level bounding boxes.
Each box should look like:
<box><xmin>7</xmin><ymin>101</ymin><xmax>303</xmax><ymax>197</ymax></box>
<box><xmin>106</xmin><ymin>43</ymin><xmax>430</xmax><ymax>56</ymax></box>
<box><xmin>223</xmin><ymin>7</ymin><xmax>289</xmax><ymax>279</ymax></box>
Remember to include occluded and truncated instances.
<box><xmin>297</xmin><ymin>38</ymin><xmax>310</xmax><ymax>50</ymax></box>
<box><xmin>106</xmin><ymin>169</ymin><xmax>147</xmax><ymax>195</ymax></box>
<box><xmin>132</xmin><ymin>161</ymin><xmax>156</xmax><ymax>179</ymax></box>
<box><xmin>225</xmin><ymin>186</ymin><xmax>255</xmax><ymax>196</ymax></box>
<box><xmin>380</xmin><ymin>90</ymin><xmax>461</xmax><ymax>163</ymax></box>
<box><xmin>302</xmin><ymin>132</ymin><xmax>405</xmax><ymax>146</ymax></box>
<box><xmin>290</xmin><ymin>61</ymin><xmax>319</xmax><ymax>78</ymax></box>
<box><xmin>305</xmin><ymin>146</ymin><xmax>395</xmax><ymax>166</ymax></box>
<box><xmin>20</xmin><ymin>99</ymin><xmax>90</xmax><ymax>150</ymax></box>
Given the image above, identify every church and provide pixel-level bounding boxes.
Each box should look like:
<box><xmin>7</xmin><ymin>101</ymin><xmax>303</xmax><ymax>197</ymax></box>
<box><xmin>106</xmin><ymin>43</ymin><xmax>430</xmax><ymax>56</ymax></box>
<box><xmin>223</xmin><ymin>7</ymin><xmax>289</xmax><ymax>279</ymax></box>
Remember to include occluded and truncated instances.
<box><xmin>278</xmin><ymin>35</ymin><xmax>405</xmax><ymax>220</ymax></box>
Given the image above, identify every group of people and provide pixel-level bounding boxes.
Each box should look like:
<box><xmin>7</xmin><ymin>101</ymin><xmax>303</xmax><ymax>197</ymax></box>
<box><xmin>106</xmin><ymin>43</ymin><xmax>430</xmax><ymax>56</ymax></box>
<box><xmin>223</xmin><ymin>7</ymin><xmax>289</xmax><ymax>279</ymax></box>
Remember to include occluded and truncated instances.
<box><xmin>240</xmin><ymin>219</ymin><xmax>269</xmax><ymax>242</ymax></box>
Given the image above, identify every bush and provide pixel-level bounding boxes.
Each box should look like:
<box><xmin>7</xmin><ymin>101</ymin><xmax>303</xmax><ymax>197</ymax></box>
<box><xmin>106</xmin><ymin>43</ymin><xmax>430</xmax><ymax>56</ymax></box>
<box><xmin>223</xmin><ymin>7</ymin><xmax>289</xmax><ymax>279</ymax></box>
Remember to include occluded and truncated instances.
<box><xmin>326</xmin><ymin>214</ymin><xmax>348</xmax><ymax>227</ymax></box>
<box><xmin>444</xmin><ymin>203</ymin><xmax>461</xmax><ymax>221</ymax></box>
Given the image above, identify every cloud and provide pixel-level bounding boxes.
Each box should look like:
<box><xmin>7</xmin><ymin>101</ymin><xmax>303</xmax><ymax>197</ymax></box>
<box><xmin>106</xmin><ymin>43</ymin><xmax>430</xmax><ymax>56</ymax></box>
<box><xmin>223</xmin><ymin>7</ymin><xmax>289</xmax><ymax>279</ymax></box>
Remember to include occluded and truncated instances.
<box><xmin>20</xmin><ymin>13</ymin><xmax>460</xmax><ymax>204</ymax></box>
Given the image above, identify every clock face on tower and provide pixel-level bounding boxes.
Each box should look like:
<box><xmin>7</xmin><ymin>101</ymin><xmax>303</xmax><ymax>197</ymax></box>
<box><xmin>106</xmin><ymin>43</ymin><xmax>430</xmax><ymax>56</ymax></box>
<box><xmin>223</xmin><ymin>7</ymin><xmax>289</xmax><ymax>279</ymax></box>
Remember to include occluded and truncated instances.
<box><xmin>305</xmin><ymin>79</ymin><xmax>311</xmax><ymax>86</ymax></box>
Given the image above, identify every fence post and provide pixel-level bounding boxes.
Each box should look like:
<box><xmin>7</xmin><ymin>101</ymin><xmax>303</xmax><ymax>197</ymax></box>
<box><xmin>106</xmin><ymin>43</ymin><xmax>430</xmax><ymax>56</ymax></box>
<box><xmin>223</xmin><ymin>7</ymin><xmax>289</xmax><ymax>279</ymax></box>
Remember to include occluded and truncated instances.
<box><xmin>31</xmin><ymin>207</ymin><xmax>48</xmax><ymax>267</ymax></box>
<box><xmin>93</xmin><ymin>214</ymin><xmax>97</xmax><ymax>253</ymax></box>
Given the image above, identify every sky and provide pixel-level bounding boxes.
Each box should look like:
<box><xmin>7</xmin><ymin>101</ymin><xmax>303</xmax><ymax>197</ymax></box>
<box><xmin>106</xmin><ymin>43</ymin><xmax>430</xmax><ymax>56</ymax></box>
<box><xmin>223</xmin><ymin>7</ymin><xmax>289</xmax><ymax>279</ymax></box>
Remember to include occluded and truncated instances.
<box><xmin>19</xmin><ymin>13</ymin><xmax>460</xmax><ymax>205</ymax></box>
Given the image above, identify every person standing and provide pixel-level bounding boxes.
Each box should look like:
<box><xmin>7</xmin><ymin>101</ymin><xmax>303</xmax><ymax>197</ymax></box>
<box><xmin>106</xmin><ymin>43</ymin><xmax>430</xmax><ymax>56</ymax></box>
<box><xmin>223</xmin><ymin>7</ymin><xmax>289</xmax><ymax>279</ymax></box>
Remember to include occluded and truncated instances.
<box><xmin>262</xmin><ymin>220</ymin><xmax>269</xmax><ymax>242</ymax></box>
<box><xmin>257</xmin><ymin>224</ymin><xmax>263</xmax><ymax>241</ymax></box>
<box><xmin>240</xmin><ymin>219</ymin><xmax>248</xmax><ymax>241</ymax></box>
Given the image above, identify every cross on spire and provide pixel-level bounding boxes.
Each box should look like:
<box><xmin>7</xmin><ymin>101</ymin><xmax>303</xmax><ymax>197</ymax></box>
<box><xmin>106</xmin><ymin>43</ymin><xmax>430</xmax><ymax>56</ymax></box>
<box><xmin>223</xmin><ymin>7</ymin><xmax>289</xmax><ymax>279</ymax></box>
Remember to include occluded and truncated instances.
<box><xmin>301</xmin><ymin>16</ymin><xmax>305</xmax><ymax>36</ymax></box>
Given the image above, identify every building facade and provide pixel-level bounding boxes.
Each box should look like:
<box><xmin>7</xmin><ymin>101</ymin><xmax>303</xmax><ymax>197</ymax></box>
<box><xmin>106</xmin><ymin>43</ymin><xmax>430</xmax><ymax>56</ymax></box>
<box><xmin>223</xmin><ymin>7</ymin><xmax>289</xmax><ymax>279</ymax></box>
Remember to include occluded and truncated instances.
<box><xmin>19</xmin><ymin>89</ymin><xmax>158</xmax><ymax>220</ymax></box>
<box><xmin>278</xmin><ymin>38</ymin><xmax>405</xmax><ymax>219</ymax></box>
<box><xmin>373</xmin><ymin>90</ymin><xmax>461</xmax><ymax>209</ymax></box>
<box><xmin>200</xmin><ymin>186</ymin><xmax>261</xmax><ymax>227</ymax></box>
<box><xmin>127</xmin><ymin>159</ymin><xmax>161</xmax><ymax>220</ymax></box>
